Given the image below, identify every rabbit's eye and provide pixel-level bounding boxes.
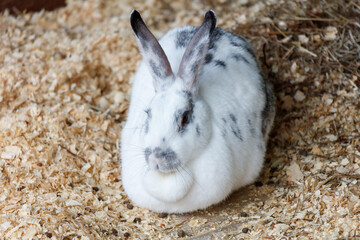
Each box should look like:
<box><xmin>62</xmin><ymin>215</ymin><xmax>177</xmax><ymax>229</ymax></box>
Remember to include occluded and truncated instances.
<box><xmin>179</xmin><ymin>110</ymin><xmax>190</xmax><ymax>130</ymax></box>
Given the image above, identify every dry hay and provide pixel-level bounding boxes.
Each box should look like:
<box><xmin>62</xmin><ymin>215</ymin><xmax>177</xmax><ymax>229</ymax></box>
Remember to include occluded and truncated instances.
<box><xmin>0</xmin><ymin>0</ymin><xmax>359</xmax><ymax>239</ymax></box>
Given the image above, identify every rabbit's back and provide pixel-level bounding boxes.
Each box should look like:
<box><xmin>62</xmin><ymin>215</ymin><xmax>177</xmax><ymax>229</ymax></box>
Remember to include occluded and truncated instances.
<box><xmin>159</xmin><ymin>26</ymin><xmax>271</xmax><ymax>141</ymax></box>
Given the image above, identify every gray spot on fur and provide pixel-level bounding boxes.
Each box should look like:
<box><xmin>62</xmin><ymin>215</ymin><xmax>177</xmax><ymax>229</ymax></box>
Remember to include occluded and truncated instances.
<box><xmin>190</xmin><ymin>62</ymin><xmax>200</xmax><ymax>74</ymax></box>
<box><xmin>144</xmin><ymin>120</ymin><xmax>149</xmax><ymax>134</ymax></box>
<box><xmin>248</xmin><ymin>119</ymin><xmax>255</xmax><ymax>136</ymax></box>
<box><xmin>197</xmin><ymin>43</ymin><xmax>206</xmax><ymax>56</ymax></box>
<box><xmin>221</xmin><ymin>117</ymin><xmax>227</xmax><ymax>137</ymax></box>
<box><xmin>144</xmin><ymin>108</ymin><xmax>152</xmax><ymax>134</ymax></box>
<box><xmin>149</xmin><ymin>60</ymin><xmax>165</xmax><ymax>79</ymax></box>
<box><xmin>230</xmin><ymin>39</ymin><xmax>244</xmax><ymax>48</ymax></box>
<box><xmin>196</xmin><ymin>124</ymin><xmax>201</xmax><ymax>136</ymax></box>
<box><xmin>175</xmin><ymin>27</ymin><xmax>198</xmax><ymax>49</ymax></box>
<box><xmin>205</xmin><ymin>53</ymin><xmax>213</xmax><ymax>64</ymax></box>
<box><xmin>187</xmin><ymin>48</ymin><xmax>195</xmax><ymax>58</ymax></box>
<box><xmin>231</xmin><ymin>127</ymin><xmax>243</xmax><ymax>141</ymax></box>
<box><xmin>229</xmin><ymin>113</ymin><xmax>243</xmax><ymax>141</ymax></box>
<box><xmin>181</xmin><ymin>90</ymin><xmax>192</xmax><ymax>100</ymax></box>
<box><xmin>232</xmin><ymin>54</ymin><xmax>249</xmax><ymax>64</ymax></box>
<box><xmin>215</xmin><ymin>60</ymin><xmax>226</xmax><ymax>68</ymax></box>
<box><xmin>145</xmin><ymin>108</ymin><xmax>152</xmax><ymax>119</ymax></box>
<box><xmin>227</xmin><ymin>33</ymin><xmax>257</xmax><ymax>62</ymax></box>
<box><xmin>181</xmin><ymin>91</ymin><xmax>194</xmax><ymax>110</ymax></box>
<box><xmin>229</xmin><ymin>113</ymin><xmax>237</xmax><ymax>122</ymax></box>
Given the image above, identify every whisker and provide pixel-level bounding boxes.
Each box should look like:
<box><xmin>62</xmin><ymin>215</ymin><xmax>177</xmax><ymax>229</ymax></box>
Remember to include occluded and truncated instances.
<box><xmin>122</xmin><ymin>126</ymin><xmax>144</xmax><ymax>130</ymax></box>
<box><xmin>179</xmin><ymin>165</ymin><xmax>203</xmax><ymax>190</ymax></box>
<box><xmin>121</xmin><ymin>156</ymin><xmax>148</xmax><ymax>176</ymax></box>
<box><xmin>120</xmin><ymin>142</ymin><xmax>145</xmax><ymax>149</ymax></box>
<box><xmin>175</xmin><ymin>167</ymin><xmax>188</xmax><ymax>187</ymax></box>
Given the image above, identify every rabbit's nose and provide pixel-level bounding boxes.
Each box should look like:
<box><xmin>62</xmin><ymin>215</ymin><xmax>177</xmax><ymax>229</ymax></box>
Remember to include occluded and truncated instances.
<box><xmin>144</xmin><ymin>147</ymin><xmax>178</xmax><ymax>172</ymax></box>
<box><xmin>153</xmin><ymin>147</ymin><xmax>177</xmax><ymax>162</ymax></box>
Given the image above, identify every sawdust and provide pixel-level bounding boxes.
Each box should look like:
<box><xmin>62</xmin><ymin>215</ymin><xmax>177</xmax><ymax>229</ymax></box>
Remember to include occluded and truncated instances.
<box><xmin>0</xmin><ymin>0</ymin><xmax>359</xmax><ymax>239</ymax></box>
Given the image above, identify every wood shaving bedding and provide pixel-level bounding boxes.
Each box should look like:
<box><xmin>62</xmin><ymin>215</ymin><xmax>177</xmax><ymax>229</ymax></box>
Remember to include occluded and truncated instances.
<box><xmin>0</xmin><ymin>0</ymin><xmax>359</xmax><ymax>239</ymax></box>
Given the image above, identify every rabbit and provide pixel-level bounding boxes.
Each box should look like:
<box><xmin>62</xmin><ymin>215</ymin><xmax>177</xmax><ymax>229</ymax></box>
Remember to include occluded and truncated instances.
<box><xmin>121</xmin><ymin>9</ymin><xmax>275</xmax><ymax>213</ymax></box>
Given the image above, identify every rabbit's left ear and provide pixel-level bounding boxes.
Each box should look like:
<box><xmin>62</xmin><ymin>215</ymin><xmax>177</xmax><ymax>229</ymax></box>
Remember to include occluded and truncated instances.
<box><xmin>177</xmin><ymin>10</ymin><xmax>216</xmax><ymax>95</ymax></box>
<box><xmin>130</xmin><ymin>10</ymin><xmax>174</xmax><ymax>92</ymax></box>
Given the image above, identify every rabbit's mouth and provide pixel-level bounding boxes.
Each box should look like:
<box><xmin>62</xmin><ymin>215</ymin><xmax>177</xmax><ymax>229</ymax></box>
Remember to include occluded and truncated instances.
<box><xmin>142</xmin><ymin>164</ymin><xmax>193</xmax><ymax>203</ymax></box>
<box><xmin>144</xmin><ymin>147</ymin><xmax>181</xmax><ymax>173</ymax></box>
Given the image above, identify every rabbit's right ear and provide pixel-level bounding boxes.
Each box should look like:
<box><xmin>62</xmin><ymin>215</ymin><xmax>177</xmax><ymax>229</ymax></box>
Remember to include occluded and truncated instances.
<box><xmin>177</xmin><ymin>10</ymin><xmax>216</xmax><ymax>95</ymax></box>
<box><xmin>130</xmin><ymin>10</ymin><xmax>174</xmax><ymax>92</ymax></box>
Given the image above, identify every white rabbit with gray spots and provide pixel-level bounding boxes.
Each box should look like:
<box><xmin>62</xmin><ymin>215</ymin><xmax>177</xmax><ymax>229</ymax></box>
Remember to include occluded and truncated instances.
<box><xmin>121</xmin><ymin>10</ymin><xmax>275</xmax><ymax>213</ymax></box>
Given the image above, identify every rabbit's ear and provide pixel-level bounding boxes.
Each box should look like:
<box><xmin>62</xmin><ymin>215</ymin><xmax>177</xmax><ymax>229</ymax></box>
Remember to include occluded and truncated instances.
<box><xmin>177</xmin><ymin>10</ymin><xmax>216</xmax><ymax>94</ymax></box>
<box><xmin>130</xmin><ymin>10</ymin><xmax>174</xmax><ymax>92</ymax></box>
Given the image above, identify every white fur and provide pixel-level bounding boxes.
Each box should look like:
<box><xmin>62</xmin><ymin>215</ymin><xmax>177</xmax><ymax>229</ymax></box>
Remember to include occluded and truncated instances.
<box><xmin>121</xmin><ymin>20</ymin><xmax>275</xmax><ymax>213</ymax></box>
